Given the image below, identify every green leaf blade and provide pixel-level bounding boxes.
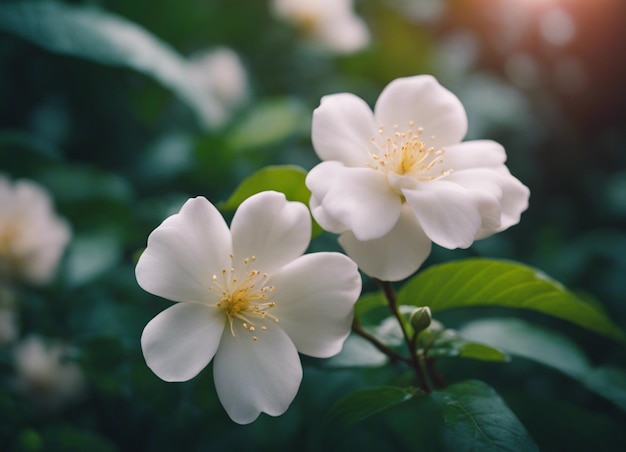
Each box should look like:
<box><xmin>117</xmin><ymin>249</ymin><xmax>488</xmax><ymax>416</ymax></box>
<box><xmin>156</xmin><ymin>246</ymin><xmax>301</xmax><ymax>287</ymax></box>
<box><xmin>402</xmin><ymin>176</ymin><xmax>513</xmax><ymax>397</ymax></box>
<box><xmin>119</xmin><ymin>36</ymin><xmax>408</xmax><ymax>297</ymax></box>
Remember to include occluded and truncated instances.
<box><xmin>219</xmin><ymin>165</ymin><xmax>323</xmax><ymax>237</ymax></box>
<box><xmin>219</xmin><ymin>165</ymin><xmax>309</xmax><ymax>211</ymax></box>
<box><xmin>0</xmin><ymin>2</ymin><xmax>215</xmax><ymax>127</ymax></box>
<box><xmin>328</xmin><ymin>386</ymin><xmax>416</xmax><ymax>431</ymax></box>
<box><xmin>398</xmin><ymin>259</ymin><xmax>625</xmax><ymax>342</ymax></box>
<box><xmin>426</xmin><ymin>329</ymin><xmax>509</xmax><ymax>362</ymax></box>
<box><xmin>432</xmin><ymin>380</ymin><xmax>538</xmax><ymax>452</ymax></box>
<box><xmin>461</xmin><ymin>318</ymin><xmax>626</xmax><ymax>411</ymax></box>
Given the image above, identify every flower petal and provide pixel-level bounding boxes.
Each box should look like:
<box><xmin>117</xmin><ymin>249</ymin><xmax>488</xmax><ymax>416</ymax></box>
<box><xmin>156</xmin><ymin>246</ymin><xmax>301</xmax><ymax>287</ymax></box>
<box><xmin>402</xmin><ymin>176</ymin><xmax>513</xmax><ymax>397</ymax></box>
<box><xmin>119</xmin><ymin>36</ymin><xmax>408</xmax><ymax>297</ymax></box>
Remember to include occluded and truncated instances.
<box><xmin>307</xmin><ymin>163</ymin><xmax>402</xmax><ymax>241</ymax></box>
<box><xmin>312</xmin><ymin>93</ymin><xmax>378</xmax><ymax>166</ymax></box>
<box><xmin>309</xmin><ymin>195</ymin><xmax>348</xmax><ymax>234</ymax></box>
<box><xmin>269</xmin><ymin>252</ymin><xmax>361</xmax><ymax>358</ymax></box>
<box><xmin>494</xmin><ymin>167</ymin><xmax>530</xmax><ymax>232</ymax></box>
<box><xmin>442</xmin><ymin>140</ymin><xmax>507</xmax><ymax>171</ymax></box>
<box><xmin>230</xmin><ymin>191</ymin><xmax>310</xmax><ymax>274</ymax></box>
<box><xmin>339</xmin><ymin>206</ymin><xmax>432</xmax><ymax>281</ymax></box>
<box><xmin>446</xmin><ymin>167</ymin><xmax>530</xmax><ymax>237</ymax></box>
<box><xmin>374</xmin><ymin>75</ymin><xmax>468</xmax><ymax>149</ymax></box>
<box><xmin>316</xmin><ymin>14</ymin><xmax>370</xmax><ymax>53</ymax></box>
<box><xmin>136</xmin><ymin>197</ymin><xmax>231</xmax><ymax>303</ymax></box>
<box><xmin>402</xmin><ymin>181</ymin><xmax>482</xmax><ymax>249</ymax></box>
<box><xmin>141</xmin><ymin>302</ymin><xmax>225</xmax><ymax>382</ymax></box>
<box><xmin>213</xmin><ymin>319</ymin><xmax>302</xmax><ymax>424</ymax></box>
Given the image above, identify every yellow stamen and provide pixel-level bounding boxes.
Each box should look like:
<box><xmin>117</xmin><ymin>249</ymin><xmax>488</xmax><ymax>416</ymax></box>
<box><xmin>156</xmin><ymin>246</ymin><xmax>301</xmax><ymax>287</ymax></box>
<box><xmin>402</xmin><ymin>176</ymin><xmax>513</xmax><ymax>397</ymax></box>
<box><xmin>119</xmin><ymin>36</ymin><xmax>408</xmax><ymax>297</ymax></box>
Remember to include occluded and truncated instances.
<box><xmin>208</xmin><ymin>254</ymin><xmax>278</xmax><ymax>341</ymax></box>
<box><xmin>368</xmin><ymin>121</ymin><xmax>453</xmax><ymax>182</ymax></box>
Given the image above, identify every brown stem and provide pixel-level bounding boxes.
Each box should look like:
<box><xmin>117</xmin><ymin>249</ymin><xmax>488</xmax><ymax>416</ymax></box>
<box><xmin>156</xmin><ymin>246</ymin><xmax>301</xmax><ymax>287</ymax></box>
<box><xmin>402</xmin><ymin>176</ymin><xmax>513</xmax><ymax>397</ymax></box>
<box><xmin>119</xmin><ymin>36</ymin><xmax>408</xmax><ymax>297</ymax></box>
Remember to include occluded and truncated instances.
<box><xmin>376</xmin><ymin>280</ymin><xmax>431</xmax><ymax>392</ymax></box>
<box><xmin>351</xmin><ymin>317</ymin><xmax>409</xmax><ymax>364</ymax></box>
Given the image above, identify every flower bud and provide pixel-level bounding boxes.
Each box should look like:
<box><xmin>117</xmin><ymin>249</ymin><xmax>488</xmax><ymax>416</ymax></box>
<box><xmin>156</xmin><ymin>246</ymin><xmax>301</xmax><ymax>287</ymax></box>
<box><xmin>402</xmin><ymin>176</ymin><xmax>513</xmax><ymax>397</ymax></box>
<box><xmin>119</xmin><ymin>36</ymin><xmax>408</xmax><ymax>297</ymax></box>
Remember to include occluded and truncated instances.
<box><xmin>409</xmin><ymin>306</ymin><xmax>432</xmax><ymax>334</ymax></box>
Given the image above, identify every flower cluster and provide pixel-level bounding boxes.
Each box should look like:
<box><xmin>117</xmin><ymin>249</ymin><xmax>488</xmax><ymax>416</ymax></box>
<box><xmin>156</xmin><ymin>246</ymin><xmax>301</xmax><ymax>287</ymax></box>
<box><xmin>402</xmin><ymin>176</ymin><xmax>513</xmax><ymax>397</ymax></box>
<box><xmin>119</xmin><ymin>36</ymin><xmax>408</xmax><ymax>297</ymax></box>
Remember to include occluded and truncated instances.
<box><xmin>136</xmin><ymin>74</ymin><xmax>529</xmax><ymax>424</ymax></box>
<box><xmin>136</xmin><ymin>191</ymin><xmax>361</xmax><ymax>424</ymax></box>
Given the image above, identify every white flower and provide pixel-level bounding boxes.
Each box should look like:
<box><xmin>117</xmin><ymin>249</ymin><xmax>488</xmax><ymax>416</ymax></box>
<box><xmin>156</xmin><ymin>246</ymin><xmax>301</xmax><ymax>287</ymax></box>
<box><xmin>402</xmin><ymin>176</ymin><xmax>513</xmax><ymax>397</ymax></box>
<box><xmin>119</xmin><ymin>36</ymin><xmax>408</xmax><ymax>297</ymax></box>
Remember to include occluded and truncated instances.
<box><xmin>0</xmin><ymin>175</ymin><xmax>71</xmax><ymax>284</ymax></box>
<box><xmin>13</xmin><ymin>336</ymin><xmax>85</xmax><ymax>411</ymax></box>
<box><xmin>187</xmin><ymin>47</ymin><xmax>250</xmax><ymax>128</ymax></box>
<box><xmin>271</xmin><ymin>0</ymin><xmax>370</xmax><ymax>54</ymax></box>
<box><xmin>136</xmin><ymin>191</ymin><xmax>361</xmax><ymax>424</ymax></box>
<box><xmin>306</xmin><ymin>75</ymin><xmax>530</xmax><ymax>281</ymax></box>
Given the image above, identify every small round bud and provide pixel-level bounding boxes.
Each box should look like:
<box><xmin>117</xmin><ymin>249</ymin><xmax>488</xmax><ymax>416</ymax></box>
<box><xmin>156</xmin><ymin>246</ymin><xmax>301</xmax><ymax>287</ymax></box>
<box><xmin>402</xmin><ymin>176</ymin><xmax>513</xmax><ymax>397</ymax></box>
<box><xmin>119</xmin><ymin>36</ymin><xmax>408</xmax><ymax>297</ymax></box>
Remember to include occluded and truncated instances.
<box><xmin>409</xmin><ymin>306</ymin><xmax>432</xmax><ymax>334</ymax></box>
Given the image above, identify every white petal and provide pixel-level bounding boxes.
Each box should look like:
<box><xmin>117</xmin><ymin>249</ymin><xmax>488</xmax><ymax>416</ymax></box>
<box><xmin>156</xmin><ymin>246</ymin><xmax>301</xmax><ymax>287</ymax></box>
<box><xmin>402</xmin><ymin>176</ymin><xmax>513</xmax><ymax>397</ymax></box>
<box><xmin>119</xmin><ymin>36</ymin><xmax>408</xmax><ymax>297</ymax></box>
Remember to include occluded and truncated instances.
<box><xmin>447</xmin><ymin>167</ymin><xmax>530</xmax><ymax>237</ymax></box>
<box><xmin>312</xmin><ymin>93</ymin><xmax>378</xmax><ymax>167</ymax></box>
<box><xmin>141</xmin><ymin>303</ymin><xmax>225</xmax><ymax>382</ymax></box>
<box><xmin>374</xmin><ymin>75</ymin><xmax>467</xmax><ymax>149</ymax></box>
<box><xmin>403</xmin><ymin>181</ymin><xmax>482</xmax><ymax>249</ymax></box>
<box><xmin>310</xmin><ymin>195</ymin><xmax>348</xmax><ymax>234</ymax></box>
<box><xmin>316</xmin><ymin>14</ymin><xmax>370</xmax><ymax>53</ymax></box>
<box><xmin>339</xmin><ymin>206</ymin><xmax>432</xmax><ymax>281</ymax></box>
<box><xmin>307</xmin><ymin>163</ymin><xmax>402</xmax><ymax>241</ymax></box>
<box><xmin>269</xmin><ymin>252</ymin><xmax>361</xmax><ymax>358</ymax></box>
<box><xmin>495</xmin><ymin>167</ymin><xmax>530</xmax><ymax>232</ymax></box>
<box><xmin>213</xmin><ymin>319</ymin><xmax>302</xmax><ymax>424</ymax></box>
<box><xmin>136</xmin><ymin>197</ymin><xmax>231</xmax><ymax>303</ymax></box>
<box><xmin>230</xmin><ymin>191</ymin><xmax>310</xmax><ymax>274</ymax></box>
<box><xmin>442</xmin><ymin>140</ymin><xmax>507</xmax><ymax>172</ymax></box>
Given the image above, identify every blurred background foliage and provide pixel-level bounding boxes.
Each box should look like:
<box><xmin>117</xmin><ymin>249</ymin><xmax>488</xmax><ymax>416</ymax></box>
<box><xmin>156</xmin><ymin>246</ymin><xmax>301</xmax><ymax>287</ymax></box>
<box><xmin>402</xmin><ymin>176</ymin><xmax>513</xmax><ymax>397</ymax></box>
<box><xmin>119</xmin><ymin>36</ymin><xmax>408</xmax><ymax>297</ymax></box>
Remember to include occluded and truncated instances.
<box><xmin>0</xmin><ymin>0</ymin><xmax>625</xmax><ymax>450</ymax></box>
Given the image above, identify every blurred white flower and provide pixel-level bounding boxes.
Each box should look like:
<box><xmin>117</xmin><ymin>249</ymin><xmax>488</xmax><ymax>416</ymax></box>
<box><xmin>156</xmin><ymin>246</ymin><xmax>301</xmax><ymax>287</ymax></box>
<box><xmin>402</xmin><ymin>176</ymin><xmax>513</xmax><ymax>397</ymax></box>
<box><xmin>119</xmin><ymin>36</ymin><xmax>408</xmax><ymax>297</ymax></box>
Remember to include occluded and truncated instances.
<box><xmin>306</xmin><ymin>75</ymin><xmax>530</xmax><ymax>281</ymax></box>
<box><xmin>271</xmin><ymin>0</ymin><xmax>370</xmax><ymax>54</ymax></box>
<box><xmin>13</xmin><ymin>336</ymin><xmax>85</xmax><ymax>410</ymax></box>
<box><xmin>136</xmin><ymin>191</ymin><xmax>361</xmax><ymax>424</ymax></box>
<box><xmin>187</xmin><ymin>47</ymin><xmax>250</xmax><ymax>127</ymax></box>
<box><xmin>0</xmin><ymin>175</ymin><xmax>70</xmax><ymax>285</ymax></box>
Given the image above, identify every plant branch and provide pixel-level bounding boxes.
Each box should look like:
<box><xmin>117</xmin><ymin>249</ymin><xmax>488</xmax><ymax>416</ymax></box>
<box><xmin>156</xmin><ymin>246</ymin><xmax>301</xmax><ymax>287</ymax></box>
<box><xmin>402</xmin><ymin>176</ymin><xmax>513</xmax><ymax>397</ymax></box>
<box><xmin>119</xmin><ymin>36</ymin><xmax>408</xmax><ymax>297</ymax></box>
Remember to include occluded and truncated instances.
<box><xmin>376</xmin><ymin>279</ymin><xmax>431</xmax><ymax>392</ymax></box>
<box><xmin>351</xmin><ymin>317</ymin><xmax>409</xmax><ymax>364</ymax></box>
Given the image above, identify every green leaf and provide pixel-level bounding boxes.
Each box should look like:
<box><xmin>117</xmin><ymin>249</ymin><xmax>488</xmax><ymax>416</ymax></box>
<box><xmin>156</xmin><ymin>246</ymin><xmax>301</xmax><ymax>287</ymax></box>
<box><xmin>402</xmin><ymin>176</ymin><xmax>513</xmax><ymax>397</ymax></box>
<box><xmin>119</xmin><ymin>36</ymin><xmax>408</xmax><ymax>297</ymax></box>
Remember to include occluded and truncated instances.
<box><xmin>354</xmin><ymin>290</ymin><xmax>387</xmax><ymax>319</ymax></box>
<box><xmin>325</xmin><ymin>334</ymin><xmax>388</xmax><ymax>368</ymax></box>
<box><xmin>460</xmin><ymin>318</ymin><xmax>588</xmax><ymax>376</ymax></box>
<box><xmin>219</xmin><ymin>165</ymin><xmax>323</xmax><ymax>237</ymax></box>
<box><xmin>432</xmin><ymin>380</ymin><xmax>538</xmax><ymax>451</ymax></box>
<box><xmin>227</xmin><ymin>98</ymin><xmax>310</xmax><ymax>151</ymax></box>
<box><xmin>427</xmin><ymin>329</ymin><xmax>509</xmax><ymax>362</ymax></box>
<box><xmin>220</xmin><ymin>165</ymin><xmax>309</xmax><ymax>210</ymax></box>
<box><xmin>38</xmin><ymin>165</ymin><xmax>133</xmax><ymax>204</ymax></box>
<box><xmin>0</xmin><ymin>2</ymin><xmax>216</xmax><ymax>128</ymax></box>
<box><xmin>460</xmin><ymin>318</ymin><xmax>626</xmax><ymax>411</ymax></box>
<box><xmin>584</xmin><ymin>367</ymin><xmax>626</xmax><ymax>412</ymax></box>
<box><xmin>328</xmin><ymin>386</ymin><xmax>417</xmax><ymax>431</ymax></box>
<box><xmin>398</xmin><ymin>258</ymin><xmax>625</xmax><ymax>342</ymax></box>
<box><xmin>0</xmin><ymin>129</ymin><xmax>61</xmax><ymax>159</ymax></box>
<box><xmin>63</xmin><ymin>231</ymin><xmax>122</xmax><ymax>287</ymax></box>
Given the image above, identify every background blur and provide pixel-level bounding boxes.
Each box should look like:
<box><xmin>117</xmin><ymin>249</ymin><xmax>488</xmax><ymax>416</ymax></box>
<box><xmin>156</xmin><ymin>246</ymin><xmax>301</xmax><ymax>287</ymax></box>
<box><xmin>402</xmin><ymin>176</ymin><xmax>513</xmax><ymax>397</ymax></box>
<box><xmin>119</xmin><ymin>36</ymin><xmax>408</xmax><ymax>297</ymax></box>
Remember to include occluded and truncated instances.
<box><xmin>1</xmin><ymin>0</ymin><xmax>625</xmax><ymax>450</ymax></box>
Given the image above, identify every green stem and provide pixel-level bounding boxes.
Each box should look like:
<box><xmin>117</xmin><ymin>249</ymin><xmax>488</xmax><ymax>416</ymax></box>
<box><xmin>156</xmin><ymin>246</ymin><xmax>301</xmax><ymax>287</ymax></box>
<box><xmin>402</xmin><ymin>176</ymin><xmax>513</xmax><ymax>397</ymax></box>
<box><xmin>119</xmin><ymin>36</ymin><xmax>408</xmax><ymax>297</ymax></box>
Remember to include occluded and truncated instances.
<box><xmin>422</xmin><ymin>335</ymin><xmax>445</xmax><ymax>389</ymax></box>
<box><xmin>377</xmin><ymin>280</ymin><xmax>431</xmax><ymax>393</ymax></box>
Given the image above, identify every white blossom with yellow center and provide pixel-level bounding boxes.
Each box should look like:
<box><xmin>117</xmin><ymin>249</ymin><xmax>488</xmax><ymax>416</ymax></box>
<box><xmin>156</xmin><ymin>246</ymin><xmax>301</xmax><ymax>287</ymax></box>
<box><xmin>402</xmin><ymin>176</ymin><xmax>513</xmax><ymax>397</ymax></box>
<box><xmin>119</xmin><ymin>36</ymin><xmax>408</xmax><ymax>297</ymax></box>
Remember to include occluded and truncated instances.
<box><xmin>306</xmin><ymin>75</ymin><xmax>530</xmax><ymax>281</ymax></box>
<box><xmin>136</xmin><ymin>191</ymin><xmax>361</xmax><ymax>424</ymax></box>
<box><xmin>0</xmin><ymin>175</ymin><xmax>70</xmax><ymax>284</ymax></box>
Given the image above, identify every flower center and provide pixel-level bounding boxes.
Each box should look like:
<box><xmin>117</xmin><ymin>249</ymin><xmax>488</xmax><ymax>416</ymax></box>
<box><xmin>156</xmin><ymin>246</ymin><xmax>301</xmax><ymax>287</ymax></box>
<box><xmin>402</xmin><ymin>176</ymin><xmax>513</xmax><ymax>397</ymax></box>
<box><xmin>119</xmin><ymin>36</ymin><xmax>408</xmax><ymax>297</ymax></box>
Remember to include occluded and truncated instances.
<box><xmin>368</xmin><ymin>121</ymin><xmax>452</xmax><ymax>182</ymax></box>
<box><xmin>0</xmin><ymin>221</ymin><xmax>18</xmax><ymax>253</ymax></box>
<box><xmin>209</xmin><ymin>255</ymin><xmax>278</xmax><ymax>341</ymax></box>
<box><xmin>292</xmin><ymin>11</ymin><xmax>320</xmax><ymax>36</ymax></box>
